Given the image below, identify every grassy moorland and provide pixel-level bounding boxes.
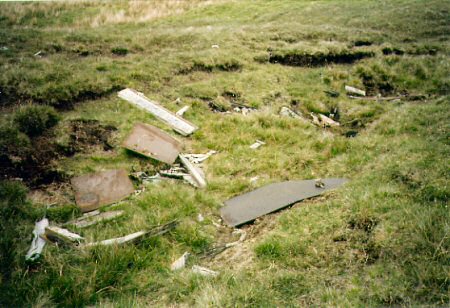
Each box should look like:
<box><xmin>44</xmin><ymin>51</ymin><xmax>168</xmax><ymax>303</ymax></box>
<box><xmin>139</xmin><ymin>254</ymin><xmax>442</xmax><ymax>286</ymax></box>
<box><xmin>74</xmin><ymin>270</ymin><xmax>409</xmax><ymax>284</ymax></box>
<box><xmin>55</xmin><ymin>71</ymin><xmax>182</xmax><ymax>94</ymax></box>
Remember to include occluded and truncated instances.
<box><xmin>0</xmin><ymin>0</ymin><xmax>448</xmax><ymax>306</ymax></box>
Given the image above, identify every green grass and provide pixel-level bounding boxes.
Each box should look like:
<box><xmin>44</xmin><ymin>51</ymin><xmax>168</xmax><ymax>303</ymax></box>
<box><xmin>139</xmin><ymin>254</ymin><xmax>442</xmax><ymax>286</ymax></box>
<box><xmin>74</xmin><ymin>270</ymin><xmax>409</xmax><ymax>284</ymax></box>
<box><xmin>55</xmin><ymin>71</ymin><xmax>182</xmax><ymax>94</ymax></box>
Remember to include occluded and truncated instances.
<box><xmin>0</xmin><ymin>0</ymin><xmax>449</xmax><ymax>306</ymax></box>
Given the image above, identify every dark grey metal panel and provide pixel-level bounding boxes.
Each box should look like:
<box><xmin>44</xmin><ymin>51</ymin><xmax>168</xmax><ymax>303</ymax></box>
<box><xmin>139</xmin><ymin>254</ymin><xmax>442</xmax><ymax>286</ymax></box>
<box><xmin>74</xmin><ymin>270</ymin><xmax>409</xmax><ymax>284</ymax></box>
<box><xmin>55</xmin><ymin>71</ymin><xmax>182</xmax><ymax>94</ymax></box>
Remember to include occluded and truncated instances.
<box><xmin>220</xmin><ymin>178</ymin><xmax>347</xmax><ymax>227</ymax></box>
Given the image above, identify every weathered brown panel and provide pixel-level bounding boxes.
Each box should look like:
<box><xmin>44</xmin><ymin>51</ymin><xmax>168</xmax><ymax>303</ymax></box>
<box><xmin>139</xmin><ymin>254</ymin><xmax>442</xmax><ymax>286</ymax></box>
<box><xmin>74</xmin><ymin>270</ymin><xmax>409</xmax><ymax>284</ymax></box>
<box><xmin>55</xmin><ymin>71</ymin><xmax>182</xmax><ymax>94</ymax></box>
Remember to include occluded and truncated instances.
<box><xmin>123</xmin><ymin>123</ymin><xmax>182</xmax><ymax>165</ymax></box>
<box><xmin>71</xmin><ymin>169</ymin><xmax>134</xmax><ymax>212</ymax></box>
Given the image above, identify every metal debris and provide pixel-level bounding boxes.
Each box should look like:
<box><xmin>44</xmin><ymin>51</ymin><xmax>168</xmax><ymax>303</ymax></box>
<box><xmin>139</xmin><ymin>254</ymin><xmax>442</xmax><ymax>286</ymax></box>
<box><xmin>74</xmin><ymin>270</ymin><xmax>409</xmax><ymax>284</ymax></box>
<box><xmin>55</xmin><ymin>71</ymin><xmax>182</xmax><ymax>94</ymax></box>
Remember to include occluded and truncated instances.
<box><xmin>315</xmin><ymin>178</ymin><xmax>325</xmax><ymax>188</ymax></box>
<box><xmin>225</xmin><ymin>229</ymin><xmax>247</xmax><ymax>248</ymax></box>
<box><xmin>81</xmin><ymin>220</ymin><xmax>177</xmax><ymax>248</ymax></box>
<box><xmin>179</xmin><ymin>154</ymin><xmax>207</xmax><ymax>188</ymax></box>
<box><xmin>221</xmin><ymin>178</ymin><xmax>348</xmax><ymax>227</ymax></box>
<box><xmin>183</xmin><ymin>150</ymin><xmax>217</xmax><ymax>164</ymax></box>
<box><xmin>130</xmin><ymin>172</ymin><xmax>164</xmax><ymax>184</ymax></box>
<box><xmin>250</xmin><ymin>140</ymin><xmax>265</xmax><ymax>149</ymax></box>
<box><xmin>197</xmin><ymin>213</ymin><xmax>205</xmax><ymax>222</ymax></box>
<box><xmin>159</xmin><ymin>165</ymin><xmax>190</xmax><ymax>178</ymax></box>
<box><xmin>82</xmin><ymin>230</ymin><xmax>148</xmax><ymax>248</ymax></box>
<box><xmin>66</xmin><ymin>210</ymin><xmax>125</xmax><ymax>228</ymax></box>
<box><xmin>71</xmin><ymin>169</ymin><xmax>135</xmax><ymax>213</ymax></box>
<box><xmin>211</xmin><ymin>44</ymin><xmax>220</xmax><ymax>49</ymax></box>
<box><xmin>123</xmin><ymin>123</ymin><xmax>182</xmax><ymax>165</ymax></box>
<box><xmin>345</xmin><ymin>85</ymin><xmax>366</xmax><ymax>96</ymax></box>
<box><xmin>318</xmin><ymin>114</ymin><xmax>340</xmax><ymax>127</ymax></box>
<box><xmin>192</xmin><ymin>265</ymin><xmax>218</xmax><ymax>277</ymax></box>
<box><xmin>311</xmin><ymin>113</ymin><xmax>340</xmax><ymax>128</ymax></box>
<box><xmin>233</xmin><ymin>106</ymin><xmax>253</xmax><ymax>116</ymax></box>
<box><xmin>176</xmin><ymin>105</ymin><xmax>190</xmax><ymax>117</ymax></box>
<box><xmin>44</xmin><ymin>226</ymin><xmax>84</xmax><ymax>244</ymax></box>
<box><xmin>280</xmin><ymin>106</ymin><xmax>302</xmax><ymax>119</ymax></box>
<box><xmin>347</xmin><ymin>95</ymin><xmax>404</xmax><ymax>101</ymax></box>
<box><xmin>26</xmin><ymin>218</ymin><xmax>49</xmax><ymax>261</ymax></box>
<box><xmin>171</xmin><ymin>252</ymin><xmax>190</xmax><ymax>271</ymax></box>
<box><xmin>249</xmin><ymin>176</ymin><xmax>259</xmax><ymax>184</ymax></box>
<box><xmin>118</xmin><ymin>88</ymin><xmax>198</xmax><ymax>136</ymax></box>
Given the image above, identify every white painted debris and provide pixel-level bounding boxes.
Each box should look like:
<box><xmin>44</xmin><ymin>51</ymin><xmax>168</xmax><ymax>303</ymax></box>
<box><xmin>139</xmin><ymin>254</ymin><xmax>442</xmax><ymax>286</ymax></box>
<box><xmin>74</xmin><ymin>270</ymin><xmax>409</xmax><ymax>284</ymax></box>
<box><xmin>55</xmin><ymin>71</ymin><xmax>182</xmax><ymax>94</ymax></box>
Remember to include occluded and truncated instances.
<box><xmin>226</xmin><ymin>229</ymin><xmax>247</xmax><ymax>248</ymax></box>
<box><xmin>250</xmin><ymin>176</ymin><xmax>259</xmax><ymax>184</ymax></box>
<box><xmin>159</xmin><ymin>152</ymin><xmax>213</xmax><ymax>188</ymax></box>
<box><xmin>175</xmin><ymin>97</ymin><xmax>182</xmax><ymax>105</ymax></box>
<box><xmin>345</xmin><ymin>85</ymin><xmax>366</xmax><ymax>96</ymax></box>
<box><xmin>82</xmin><ymin>210</ymin><xmax>101</xmax><ymax>218</ymax></box>
<box><xmin>347</xmin><ymin>95</ymin><xmax>403</xmax><ymax>101</ymax></box>
<box><xmin>315</xmin><ymin>178</ymin><xmax>325</xmax><ymax>188</ymax></box>
<box><xmin>118</xmin><ymin>88</ymin><xmax>198</xmax><ymax>136</ymax></box>
<box><xmin>183</xmin><ymin>150</ymin><xmax>217</xmax><ymax>164</ymax></box>
<box><xmin>176</xmin><ymin>105</ymin><xmax>190</xmax><ymax>117</ymax></box>
<box><xmin>280</xmin><ymin>106</ymin><xmax>301</xmax><ymax>119</ymax></box>
<box><xmin>0</xmin><ymin>46</ymin><xmax>8</xmax><ymax>51</ymax></box>
<box><xmin>318</xmin><ymin>114</ymin><xmax>340</xmax><ymax>127</ymax></box>
<box><xmin>26</xmin><ymin>218</ymin><xmax>49</xmax><ymax>261</ymax></box>
<box><xmin>159</xmin><ymin>165</ymin><xmax>190</xmax><ymax>178</ymax></box>
<box><xmin>192</xmin><ymin>265</ymin><xmax>219</xmax><ymax>277</ymax></box>
<box><xmin>81</xmin><ymin>220</ymin><xmax>177</xmax><ymax>248</ymax></box>
<box><xmin>131</xmin><ymin>172</ymin><xmax>163</xmax><ymax>184</ymax></box>
<box><xmin>179</xmin><ymin>154</ymin><xmax>207</xmax><ymax>188</ymax></box>
<box><xmin>34</xmin><ymin>50</ymin><xmax>42</xmax><ymax>57</ymax></box>
<box><xmin>171</xmin><ymin>252</ymin><xmax>190</xmax><ymax>271</ymax></box>
<box><xmin>197</xmin><ymin>213</ymin><xmax>204</xmax><ymax>222</ymax></box>
<box><xmin>44</xmin><ymin>226</ymin><xmax>84</xmax><ymax>244</ymax></box>
<box><xmin>233</xmin><ymin>106</ymin><xmax>254</xmax><ymax>116</ymax></box>
<box><xmin>81</xmin><ymin>230</ymin><xmax>148</xmax><ymax>248</ymax></box>
<box><xmin>69</xmin><ymin>210</ymin><xmax>125</xmax><ymax>228</ymax></box>
<box><xmin>250</xmin><ymin>140</ymin><xmax>265</xmax><ymax>150</ymax></box>
<box><xmin>63</xmin><ymin>210</ymin><xmax>100</xmax><ymax>227</ymax></box>
<box><xmin>311</xmin><ymin>113</ymin><xmax>340</xmax><ymax>127</ymax></box>
<box><xmin>211</xmin><ymin>44</ymin><xmax>220</xmax><ymax>49</ymax></box>
<box><xmin>311</xmin><ymin>113</ymin><xmax>320</xmax><ymax>126</ymax></box>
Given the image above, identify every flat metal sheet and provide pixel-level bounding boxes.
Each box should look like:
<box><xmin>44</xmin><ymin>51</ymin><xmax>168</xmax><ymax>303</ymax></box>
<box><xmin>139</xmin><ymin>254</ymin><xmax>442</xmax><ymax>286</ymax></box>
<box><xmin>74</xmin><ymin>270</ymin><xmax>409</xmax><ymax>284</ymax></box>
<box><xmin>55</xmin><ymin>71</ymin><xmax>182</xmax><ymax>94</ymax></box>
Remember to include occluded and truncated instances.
<box><xmin>71</xmin><ymin>169</ymin><xmax>134</xmax><ymax>213</ymax></box>
<box><xmin>118</xmin><ymin>88</ymin><xmax>198</xmax><ymax>136</ymax></box>
<box><xmin>123</xmin><ymin>123</ymin><xmax>182</xmax><ymax>165</ymax></box>
<box><xmin>221</xmin><ymin>178</ymin><xmax>347</xmax><ymax>227</ymax></box>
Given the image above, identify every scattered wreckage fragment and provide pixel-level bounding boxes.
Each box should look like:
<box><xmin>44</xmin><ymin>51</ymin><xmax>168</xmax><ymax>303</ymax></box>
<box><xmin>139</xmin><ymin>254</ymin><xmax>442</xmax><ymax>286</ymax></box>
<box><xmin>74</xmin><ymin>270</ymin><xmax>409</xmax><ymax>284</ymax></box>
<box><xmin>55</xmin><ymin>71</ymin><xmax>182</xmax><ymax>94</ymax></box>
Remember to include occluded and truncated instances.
<box><xmin>182</xmin><ymin>150</ymin><xmax>217</xmax><ymax>164</ymax></box>
<box><xmin>171</xmin><ymin>252</ymin><xmax>190</xmax><ymax>271</ymax></box>
<box><xmin>118</xmin><ymin>88</ymin><xmax>198</xmax><ymax>136</ymax></box>
<box><xmin>250</xmin><ymin>140</ymin><xmax>265</xmax><ymax>149</ymax></box>
<box><xmin>26</xmin><ymin>218</ymin><xmax>49</xmax><ymax>261</ymax></box>
<box><xmin>311</xmin><ymin>113</ymin><xmax>340</xmax><ymax>127</ymax></box>
<box><xmin>65</xmin><ymin>210</ymin><xmax>125</xmax><ymax>228</ymax></box>
<box><xmin>71</xmin><ymin>169</ymin><xmax>135</xmax><ymax>213</ymax></box>
<box><xmin>345</xmin><ymin>85</ymin><xmax>366</xmax><ymax>96</ymax></box>
<box><xmin>176</xmin><ymin>105</ymin><xmax>190</xmax><ymax>117</ymax></box>
<box><xmin>159</xmin><ymin>150</ymin><xmax>215</xmax><ymax>188</ymax></box>
<box><xmin>123</xmin><ymin>123</ymin><xmax>182</xmax><ymax>165</ymax></box>
<box><xmin>192</xmin><ymin>265</ymin><xmax>219</xmax><ymax>277</ymax></box>
<box><xmin>279</xmin><ymin>106</ymin><xmax>302</xmax><ymax>119</ymax></box>
<box><xmin>220</xmin><ymin>178</ymin><xmax>348</xmax><ymax>227</ymax></box>
<box><xmin>179</xmin><ymin>154</ymin><xmax>207</xmax><ymax>188</ymax></box>
<box><xmin>43</xmin><ymin>226</ymin><xmax>84</xmax><ymax>244</ymax></box>
<box><xmin>80</xmin><ymin>220</ymin><xmax>177</xmax><ymax>248</ymax></box>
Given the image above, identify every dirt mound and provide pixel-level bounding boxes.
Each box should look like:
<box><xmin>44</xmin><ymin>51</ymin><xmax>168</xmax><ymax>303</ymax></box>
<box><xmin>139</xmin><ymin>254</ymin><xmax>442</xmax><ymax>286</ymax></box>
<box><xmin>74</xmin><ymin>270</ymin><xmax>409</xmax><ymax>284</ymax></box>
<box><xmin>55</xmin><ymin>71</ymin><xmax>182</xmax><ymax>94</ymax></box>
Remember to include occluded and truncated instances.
<box><xmin>60</xmin><ymin>119</ymin><xmax>117</xmax><ymax>155</ymax></box>
<box><xmin>0</xmin><ymin>119</ymin><xmax>117</xmax><ymax>187</ymax></box>
<box><xmin>178</xmin><ymin>60</ymin><xmax>242</xmax><ymax>74</ymax></box>
<box><xmin>267</xmin><ymin>50</ymin><xmax>375</xmax><ymax>67</ymax></box>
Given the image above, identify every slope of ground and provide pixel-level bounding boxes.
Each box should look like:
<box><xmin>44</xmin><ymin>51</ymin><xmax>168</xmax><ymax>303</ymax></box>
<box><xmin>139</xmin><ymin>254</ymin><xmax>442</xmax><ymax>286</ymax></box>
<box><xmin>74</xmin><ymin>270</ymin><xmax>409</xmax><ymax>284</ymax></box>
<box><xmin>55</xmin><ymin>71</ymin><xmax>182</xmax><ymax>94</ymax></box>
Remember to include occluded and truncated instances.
<box><xmin>0</xmin><ymin>0</ymin><xmax>448</xmax><ymax>306</ymax></box>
